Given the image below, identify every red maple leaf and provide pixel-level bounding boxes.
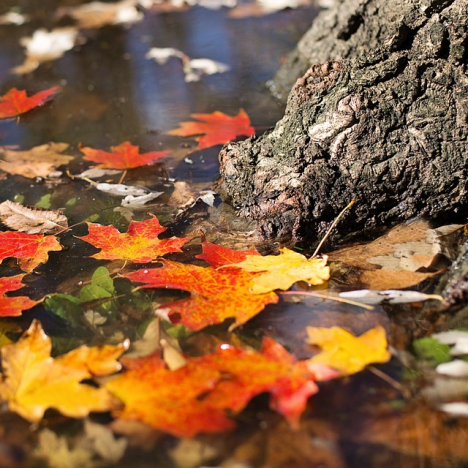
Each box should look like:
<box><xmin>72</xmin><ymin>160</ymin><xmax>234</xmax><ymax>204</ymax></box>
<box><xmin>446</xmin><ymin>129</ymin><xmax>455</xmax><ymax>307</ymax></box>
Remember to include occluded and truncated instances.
<box><xmin>167</xmin><ymin>109</ymin><xmax>255</xmax><ymax>150</ymax></box>
<box><xmin>79</xmin><ymin>141</ymin><xmax>170</xmax><ymax>169</ymax></box>
<box><xmin>77</xmin><ymin>216</ymin><xmax>189</xmax><ymax>262</ymax></box>
<box><xmin>196</xmin><ymin>240</ymin><xmax>259</xmax><ymax>268</ymax></box>
<box><xmin>106</xmin><ymin>337</ymin><xmax>324</xmax><ymax>437</ymax></box>
<box><xmin>0</xmin><ymin>231</ymin><xmax>63</xmax><ymax>272</ymax></box>
<box><xmin>124</xmin><ymin>259</ymin><xmax>278</xmax><ymax>330</ymax></box>
<box><xmin>0</xmin><ymin>274</ymin><xmax>38</xmax><ymax>317</ymax></box>
<box><xmin>0</xmin><ymin>87</ymin><xmax>59</xmax><ymax>120</ymax></box>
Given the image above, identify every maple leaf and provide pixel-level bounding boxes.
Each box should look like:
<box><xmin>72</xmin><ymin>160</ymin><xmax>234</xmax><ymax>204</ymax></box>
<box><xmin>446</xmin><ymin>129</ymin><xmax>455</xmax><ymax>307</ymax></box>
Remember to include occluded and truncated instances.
<box><xmin>306</xmin><ymin>325</ymin><xmax>391</xmax><ymax>375</ymax></box>
<box><xmin>77</xmin><ymin>216</ymin><xmax>189</xmax><ymax>262</ymax></box>
<box><xmin>0</xmin><ymin>231</ymin><xmax>62</xmax><ymax>272</ymax></box>
<box><xmin>0</xmin><ymin>87</ymin><xmax>59</xmax><ymax>119</ymax></box>
<box><xmin>231</xmin><ymin>248</ymin><xmax>330</xmax><ymax>294</ymax></box>
<box><xmin>196</xmin><ymin>240</ymin><xmax>260</xmax><ymax>268</ymax></box>
<box><xmin>79</xmin><ymin>141</ymin><xmax>170</xmax><ymax>170</ymax></box>
<box><xmin>0</xmin><ymin>274</ymin><xmax>39</xmax><ymax>317</ymax></box>
<box><xmin>124</xmin><ymin>260</ymin><xmax>278</xmax><ymax>331</ymax></box>
<box><xmin>106</xmin><ymin>337</ymin><xmax>325</xmax><ymax>437</ymax></box>
<box><xmin>0</xmin><ymin>320</ymin><xmax>128</xmax><ymax>422</ymax></box>
<box><xmin>167</xmin><ymin>109</ymin><xmax>255</xmax><ymax>150</ymax></box>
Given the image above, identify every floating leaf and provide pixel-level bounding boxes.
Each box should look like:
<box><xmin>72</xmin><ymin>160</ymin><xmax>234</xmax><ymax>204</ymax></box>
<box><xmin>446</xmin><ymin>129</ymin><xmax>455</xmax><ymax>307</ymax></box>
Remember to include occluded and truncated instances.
<box><xmin>0</xmin><ymin>231</ymin><xmax>62</xmax><ymax>272</ymax></box>
<box><xmin>232</xmin><ymin>248</ymin><xmax>329</xmax><ymax>294</ymax></box>
<box><xmin>0</xmin><ymin>274</ymin><xmax>39</xmax><ymax>317</ymax></box>
<box><xmin>307</xmin><ymin>325</ymin><xmax>391</xmax><ymax>375</ymax></box>
<box><xmin>168</xmin><ymin>109</ymin><xmax>255</xmax><ymax>150</ymax></box>
<box><xmin>0</xmin><ymin>87</ymin><xmax>59</xmax><ymax>119</ymax></box>
<box><xmin>0</xmin><ymin>200</ymin><xmax>68</xmax><ymax>234</ymax></box>
<box><xmin>196</xmin><ymin>240</ymin><xmax>260</xmax><ymax>268</ymax></box>
<box><xmin>80</xmin><ymin>141</ymin><xmax>170</xmax><ymax>170</ymax></box>
<box><xmin>124</xmin><ymin>259</ymin><xmax>278</xmax><ymax>331</ymax></box>
<box><xmin>0</xmin><ymin>320</ymin><xmax>128</xmax><ymax>422</ymax></box>
<box><xmin>0</xmin><ymin>142</ymin><xmax>74</xmax><ymax>179</ymax></box>
<box><xmin>339</xmin><ymin>289</ymin><xmax>444</xmax><ymax>305</ymax></box>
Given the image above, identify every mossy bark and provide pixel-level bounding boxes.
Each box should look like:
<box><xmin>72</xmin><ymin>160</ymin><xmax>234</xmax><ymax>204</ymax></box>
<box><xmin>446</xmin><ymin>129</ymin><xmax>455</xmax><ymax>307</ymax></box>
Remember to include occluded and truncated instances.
<box><xmin>218</xmin><ymin>0</ymin><xmax>468</xmax><ymax>245</ymax></box>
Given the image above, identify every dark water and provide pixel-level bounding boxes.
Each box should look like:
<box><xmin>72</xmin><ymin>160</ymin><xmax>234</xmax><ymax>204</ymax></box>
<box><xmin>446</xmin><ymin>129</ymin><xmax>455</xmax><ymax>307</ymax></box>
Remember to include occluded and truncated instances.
<box><xmin>1</xmin><ymin>2</ymin><xmax>467</xmax><ymax>467</ymax></box>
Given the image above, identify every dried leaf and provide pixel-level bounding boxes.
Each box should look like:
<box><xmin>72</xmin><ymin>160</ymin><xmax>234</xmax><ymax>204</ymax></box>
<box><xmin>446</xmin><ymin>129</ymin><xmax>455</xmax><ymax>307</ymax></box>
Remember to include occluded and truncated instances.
<box><xmin>94</xmin><ymin>183</ymin><xmax>151</xmax><ymax>197</ymax></box>
<box><xmin>0</xmin><ymin>87</ymin><xmax>59</xmax><ymax>119</ymax></box>
<box><xmin>436</xmin><ymin>360</ymin><xmax>468</xmax><ymax>377</ymax></box>
<box><xmin>75</xmin><ymin>168</ymin><xmax>123</xmax><ymax>179</ymax></box>
<box><xmin>0</xmin><ymin>231</ymin><xmax>62</xmax><ymax>272</ymax></box>
<box><xmin>0</xmin><ymin>142</ymin><xmax>74</xmax><ymax>178</ymax></box>
<box><xmin>339</xmin><ymin>289</ymin><xmax>443</xmax><ymax>305</ymax></box>
<box><xmin>0</xmin><ymin>11</ymin><xmax>29</xmax><ymax>25</ymax></box>
<box><xmin>0</xmin><ymin>200</ymin><xmax>67</xmax><ymax>234</ymax></box>
<box><xmin>77</xmin><ymin>216</ymin><xmax>189</xmax><ymax>262</ymax></box>
<box><xmin>80</xmin><ymin>141</ymin><xmax>170</xmax><ymax>169</ymax></box>
<box><xmin>121</xmin><ymin>192</ymin><xmax>163</xmax><ymax>208</ymax></box>
<box><xmin>0</xmin><ymin>274</ymin><xmax>39</xmax><ymax>317</ymax></box>
<box><xmin>307</xmin><ymin>325</ymin><xmax>391</xmax><ymax>375</ymax></box>
<box><xmin>232</xmin><ymin>248</ymin><xmax>330</xmax><ymax>294</ymax></box>
<box><xmin>168</xmin><ymin>109</ymin><xmax>255</xmax><ymax>150</ymax></box>
<box><xmin>0</xmin><ymin>320</ymin><xmax>127</xmax><ymax>422</ymax></box>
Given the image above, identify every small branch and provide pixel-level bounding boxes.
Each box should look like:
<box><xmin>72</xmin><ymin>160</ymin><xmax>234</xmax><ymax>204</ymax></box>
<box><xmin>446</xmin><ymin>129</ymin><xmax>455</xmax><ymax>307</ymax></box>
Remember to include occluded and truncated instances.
<box><xmin>279</xmin><ymin>290</ymin><xmax>374</xmax><ymax>310</ymax></box>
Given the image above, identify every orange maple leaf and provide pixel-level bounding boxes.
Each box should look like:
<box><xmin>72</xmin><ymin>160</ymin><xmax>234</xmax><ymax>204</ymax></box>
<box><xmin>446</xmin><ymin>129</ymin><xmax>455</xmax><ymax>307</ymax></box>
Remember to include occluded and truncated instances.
<box><xmin>167</xmin><ymin>109</ymin><xmax>255</xmax><ymax>150</ymax></box>
<box><xmin>124</xmin><ymin>259</ymin><xmax>278</xmax><ymax>330</ymax></box>
<box><xmin>195</xmin><ymin>240</ymin><xmax>260</xmax><ymax>268</ymax></box>
<box><xmin>0</xmin><ymin>320</ymin><xmax>128</xmax><ymax>422</ymax></box>
<box><xmin>77</xmin><ymin>216</ymin><xmax>189</xmax><ymax>262</ymax></box>
<box><xmin>0</xmin><ymin>231</ymin><xmax>62</xmax><ymax>272</ymax></box>
<box><xmin>0</xmin><ymin>87</ymin><xmax>59</xmax><ymax>119</ymax></box>
<box><xmin>106</xmin><ymin>337</ymin><xmax>325</xmax><ymax>437</ymax></box>
<box><xmin>79</xmin><ymin>141</ymin><xmax>170</xmax><ymax>169</ymax></box>
<box><xmin>0</xmin><ymin>274</ymin><xmax>39</xmax><ymax>317</ymax></box>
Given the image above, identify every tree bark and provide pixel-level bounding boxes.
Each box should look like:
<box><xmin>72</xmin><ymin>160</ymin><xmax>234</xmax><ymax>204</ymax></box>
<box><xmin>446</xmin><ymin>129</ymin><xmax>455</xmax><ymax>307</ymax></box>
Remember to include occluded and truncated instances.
<box><xmin>218</xmin><ymin>0</ymin><xmax>468</xmax><ymax>246</ymax></box>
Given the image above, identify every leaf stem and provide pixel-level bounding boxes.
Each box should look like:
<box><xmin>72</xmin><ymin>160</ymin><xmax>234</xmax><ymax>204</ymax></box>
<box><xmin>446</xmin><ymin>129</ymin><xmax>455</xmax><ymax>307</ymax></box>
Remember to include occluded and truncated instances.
<box><xmin>279</xmin><ymin>290</ymin><xmax>374</xmax><ymax>310</ymax></box>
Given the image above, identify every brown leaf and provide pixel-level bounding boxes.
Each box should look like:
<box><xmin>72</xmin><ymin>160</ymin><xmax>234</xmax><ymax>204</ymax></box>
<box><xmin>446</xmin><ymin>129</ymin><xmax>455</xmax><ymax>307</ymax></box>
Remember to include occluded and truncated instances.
<box><xmin>0</xmin><ymin>200</ymin><xmax>68</xmax><ymax>234</ymax></box>
<box><xmin>0</xmin><ymin>143</ymin><xmax>74</xmax><ymax>179</ymax></box>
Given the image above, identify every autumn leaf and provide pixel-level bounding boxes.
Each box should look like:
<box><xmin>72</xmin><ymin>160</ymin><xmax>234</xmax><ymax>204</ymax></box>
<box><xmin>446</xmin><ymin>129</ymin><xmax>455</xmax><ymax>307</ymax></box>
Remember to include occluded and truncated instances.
<box><xmin>231</xmin><ymin>248</ymin><xmax>330</xmax><ymax>294</ymax></box>
<box><xmin>77</xmin><ymin>216</ymin><xmax>189</xmax><ymax>262</ymax></box>
<box><xmin>0</xmin><ymin>87</ymin><xmax>59</xmax><ymax>119</ymax></box>
<box><xmin>306</xmin><ymin>325</ymin><xmax>391</xmax><ymax>375</ymax></box>
<box><xmin>124</xmin><ymin>260</ymin><xmax>278</xmax><ymax>330</ymax></box>
<box><xmin>0</xmin><ymin>320</ymin><xmax>128</xmax><ymax>422</ymax></box>
<box><xmin>0</xmin><ymin>274</ymin><xmax>39</xmax><ymax>317</ymax></box>
<box><xmin>167</xmin><ymin>109</ymin><xmax>255</xmax><ymax>150</ymax></box>
<box><xmin>79</xmin><ymin>141</ymin><xmax>170</xmax><ymax>170</ymax></box>
<box><xmin>0</xmin><ymin>231</ymin><xmax>62</xmax><ymax>272</ymax></box>
<box><xmin>196</xmin><ymin>240</ymin><xmax>260</xmax><ymax>268</ymax></box>
<box><xmin>0</xmin><ymin>142</ymin><xmax>74</xmax><ymax>179</ymax></box>
<box><xmin>106</xmin><ymin>337</ymin><xmax>326</xmax><ymax>437</ymax></box>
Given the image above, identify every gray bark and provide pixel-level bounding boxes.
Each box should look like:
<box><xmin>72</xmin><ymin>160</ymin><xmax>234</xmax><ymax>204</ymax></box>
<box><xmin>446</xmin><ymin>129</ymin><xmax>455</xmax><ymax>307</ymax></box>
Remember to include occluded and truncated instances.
<box><xmin>218</xmin><ymin>0</ymin><xmax>468</xmax><ymax>245</ymax></box>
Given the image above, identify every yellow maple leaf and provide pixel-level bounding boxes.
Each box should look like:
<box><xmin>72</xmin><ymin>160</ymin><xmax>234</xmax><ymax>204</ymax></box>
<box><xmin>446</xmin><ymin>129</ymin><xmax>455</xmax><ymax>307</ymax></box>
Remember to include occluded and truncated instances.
<box><xmin>0</xmin><ymin>320</ymin><xmax>128</xmax><ymax>422</ymax></box>
<box><xmin>306</xmin><ymin>325</ymin><xmax>391</xmax><ymax>375</ymax></box>
<box><xmin>232</xmin><ymin>248</ymin><xmax>329</xmax><ymax>294</ymax></box>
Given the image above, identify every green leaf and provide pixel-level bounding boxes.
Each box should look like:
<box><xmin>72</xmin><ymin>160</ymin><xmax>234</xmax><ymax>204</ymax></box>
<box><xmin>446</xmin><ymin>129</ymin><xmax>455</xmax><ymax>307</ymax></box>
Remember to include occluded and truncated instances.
<box><xmin>413</xmin><ymin>337</ymin><xmax>451</xmax><ymax>366</ymax></box>
<box><xmin>79</xmin><ymin>267</ymin><xmax>116</xmax><ymax>317</ymax></box>
<box><xmin>44</xmin><ymin>294</ymin><xmax>85</xmax><ymax>329</ymax></box>
<box><xmin>35</xmin><ymin>194</ymin><xmax>51</xmax><ymax>209</ymax></box>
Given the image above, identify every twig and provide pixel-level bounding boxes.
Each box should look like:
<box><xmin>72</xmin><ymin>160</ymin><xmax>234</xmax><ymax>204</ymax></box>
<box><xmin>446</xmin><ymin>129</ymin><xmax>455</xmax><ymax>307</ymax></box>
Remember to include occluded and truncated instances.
<box><xmin>279</xmin><ymin>290</ymin><xmax>374</xmax><ymax>310</ymax></box>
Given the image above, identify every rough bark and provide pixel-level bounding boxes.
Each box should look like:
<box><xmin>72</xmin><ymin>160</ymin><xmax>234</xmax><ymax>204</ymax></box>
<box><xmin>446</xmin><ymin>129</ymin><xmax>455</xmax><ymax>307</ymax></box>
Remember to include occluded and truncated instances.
<box><xmin>218</xmin><ymin>0</ymin><xmax>468</xmax><ymax>245</ymax></box>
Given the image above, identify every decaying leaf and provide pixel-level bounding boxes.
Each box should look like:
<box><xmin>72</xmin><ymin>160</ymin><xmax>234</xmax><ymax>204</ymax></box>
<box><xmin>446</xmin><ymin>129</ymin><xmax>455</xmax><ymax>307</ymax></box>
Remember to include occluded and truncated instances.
<box><xmin>13</xmin><ymin>28</ymin><xmax>79</xmax><ymax>75</ymax></box>
<box><xmin>121</xmin><ymin>192</ymin><xmax>163</xmax><ymax>208</ymax></box>
<box><xmin>231</xmin><ymin>248</ymin><xmax>330</xmax><ymax>294</ymax></box>
<box><xmin>75</xmin><ymin>168</ymin><xmax>123</xmax><ymax>179</ymax></box>
<box><xmin>77</xmin><ymin>216</ymin><xmax>189</xmax><ymax>262</ymax></box>
<box><xmin>0</xmin><ymin>320</ymin><xmax>128</xmax><ymax>422</ymax></box>
<box><xmin>339</xmin><ymin>289</ymin><xmax>444</xmax><ymax>305</ymax></box>
<box><xmin>0</xmin><ymin>142</ymin><xmax>74</xmax><ymax>178</ymax></box>
<box><xmin>168</xmin><ymin>109</ymin><xmax>255</xmax><ymax>150</ymax></box>
<box><xmin>307</xmin><ymin>325</ymin><xmax>391</xmax><ymax>375</ymax></box>
<box><xmin>0</xmin><ymin>230</ymin><xmax>62</xmax><ymax>272</ymax></box>
<box><xmin>0</xmin><ymin>274</ymin><xmax>39</xmax><ymax>317</ymax></box>
<box><xmin>0</xmin><ymin>11</ymin><xmax>29</xmax><ymax>25</ymax></box>
<box><xmin>80</xmin><ymin>141</ymin><xmax>170</xmax><ymax>169</ymax></box>
<box><xmin>94</xmin><ymin>183</ymin><xmax>153</xmax><ymax>197</ymax></box>
<box><xmin>0</xmin><ymin>200</ymin><xmax>68</xmax><ymax>234</ymax></box>
<box><xmin>146</xmin><ymin>47</ymin><xmax>230</xmax><ymax>82</ymax></box>
<box><xmin>0</xmin><ymin>87</ymin><xmax>59</xmax><ymax>119</ymax></box>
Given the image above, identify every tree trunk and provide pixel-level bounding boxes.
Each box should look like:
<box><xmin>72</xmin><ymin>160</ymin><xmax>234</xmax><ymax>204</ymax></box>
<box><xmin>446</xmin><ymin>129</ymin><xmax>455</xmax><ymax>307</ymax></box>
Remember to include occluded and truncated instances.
<box><xmin>218</xmin><ymin>0</ymin><xmax>468</xmax><ymax>246</ymax></box>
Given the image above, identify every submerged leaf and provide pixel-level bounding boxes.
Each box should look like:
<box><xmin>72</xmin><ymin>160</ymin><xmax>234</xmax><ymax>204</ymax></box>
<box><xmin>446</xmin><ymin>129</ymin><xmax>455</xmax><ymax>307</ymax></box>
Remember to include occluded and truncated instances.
<box><xmin>0</xmin><ymin>274</ymin><xmax>39</xmax><ymax>317</ymax></box>
<box><xmin>0</xmin><ymin>87</ymin><xmax>59</xmax><ymax>119</ymax></box>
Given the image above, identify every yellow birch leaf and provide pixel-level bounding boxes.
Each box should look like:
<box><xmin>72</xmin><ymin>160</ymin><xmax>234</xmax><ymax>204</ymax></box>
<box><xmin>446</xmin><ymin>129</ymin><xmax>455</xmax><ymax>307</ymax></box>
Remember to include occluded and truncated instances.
<box><xmin>0</xmin><ymin>320</ymin><xmax>127</xmax><ymax>422</ymax></box>
<box><xmin>306</xmin><ymin>325</ymin><xmax>391</xmax><ymax>375</ymax></box>
<box><xmin>232</xmin><ymin>248</ymin><xmax>329</xmax><ymax>294</ymax></box>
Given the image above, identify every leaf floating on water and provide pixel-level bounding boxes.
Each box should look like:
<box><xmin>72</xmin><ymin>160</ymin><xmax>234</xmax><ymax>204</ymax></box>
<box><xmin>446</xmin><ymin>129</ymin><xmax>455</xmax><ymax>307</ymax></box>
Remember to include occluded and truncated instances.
<box><xmin>0</xmin><ymin>200</ymin><xmax>68</xmax><ymax>234</ymax></box>
<box><xmin>0</xmin><ymin>231</ymin><xmax>62</xmax><ymax>272</ymax></box>
<box><xmin>13</xmin><ymin>28</ymin><xmax>79</xmax><ymax>75</ymax></box>
<box><xmin>436</xmin><ymin>360</ymin><xmax>468</xmax><ymax>377</ymax></box>
<box><xmin>438</xmin><ymin>402</ymin><xmax>468</xmax><ymax>418</ymax></box>
<box><xmin>0</xmin><ymin>320</ymin><xmax>127</xmax><ymax>422</ymax></box>
<box><xmin>231</xmin><ymin>248</ymin><xmax>330</xmax><ymax>294</ymax></box>
<box><xmin>0</xmin><ymin>11</ymin><xmax>29</xmax><ymax>25</ymax></box>
<box><xmin>0</xmin><ymin>87</ymin><xmax>59</xmax><ymax>119</ymax></box>
<box><xmin>307</xmin><ymin>325</ymin><xmax>391</xmax><ymax>375</ymax></box>
<box><xmin>168</xmin><ymin>109</ymin><xmax>254</xmax><ymax>150</ymax></box>
<box><xmin>0</xmin><ymin>142</ymin><xmax>74</xmax><ymax>179</ymax></box>
<box><xmin>121</xmin><ymin>192</ymin><xmax>163</xmax><ymax>208</ymax></box>
<box><xmin>339</xmin><ymin>289</ymin><xmax>444</xmax><ymax>305</ymax></box>
<box><xmin>94</xmin><ymin>183</ymin><xmax>152</xmax><ymax>197</ymax></box>
<box><xmin>196</xmin><ymin>240</ymin><xmax>260</xmax><ymax>268</ymax></box>
<box><xmin>80</xmin><ymin>141</ymin><xmax>170</xmax><ymax>170</ymax></box>
<box><xmin>0</xmin><ymin>274</ymin><xmax>39</xmax><ymax>317</ymax></box>
<box><xmin>75</xmin><ymin>168</ymin><xmax>123</xmax><ymax>179</ymax></box>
